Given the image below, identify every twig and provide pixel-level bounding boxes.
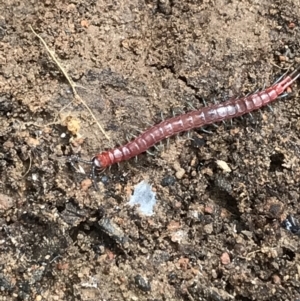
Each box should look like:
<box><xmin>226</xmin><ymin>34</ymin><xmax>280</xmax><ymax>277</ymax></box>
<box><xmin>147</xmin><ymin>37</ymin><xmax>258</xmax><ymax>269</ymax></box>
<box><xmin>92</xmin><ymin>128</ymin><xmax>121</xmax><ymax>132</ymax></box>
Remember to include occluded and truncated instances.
<box><xmin>29</xmin><ymin>25</ymin><xmax>110</xmax><ymax>141</ymax></box>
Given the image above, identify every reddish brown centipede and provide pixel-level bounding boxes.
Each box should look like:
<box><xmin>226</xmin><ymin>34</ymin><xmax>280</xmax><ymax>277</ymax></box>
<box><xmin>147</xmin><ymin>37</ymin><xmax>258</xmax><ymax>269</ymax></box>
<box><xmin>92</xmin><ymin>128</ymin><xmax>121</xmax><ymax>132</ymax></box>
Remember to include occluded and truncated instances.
<box><xmin>90</xmin><ymin>67</ymin><xmax>299</xmax><ymax>170</ymax></box>
<box><xmin>69</xmin><ymin>66</ymin><xmax>299</xmax><ymax>189</ymax></box>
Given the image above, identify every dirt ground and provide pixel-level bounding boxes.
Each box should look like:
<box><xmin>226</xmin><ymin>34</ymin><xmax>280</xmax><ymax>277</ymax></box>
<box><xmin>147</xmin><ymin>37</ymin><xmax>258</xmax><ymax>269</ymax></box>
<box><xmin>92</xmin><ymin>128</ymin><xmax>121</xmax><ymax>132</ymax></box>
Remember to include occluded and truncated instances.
<box><xmin>1</xmin><ymin>0</ymin><xmax>300</xmax><ymax>300</ymax></box>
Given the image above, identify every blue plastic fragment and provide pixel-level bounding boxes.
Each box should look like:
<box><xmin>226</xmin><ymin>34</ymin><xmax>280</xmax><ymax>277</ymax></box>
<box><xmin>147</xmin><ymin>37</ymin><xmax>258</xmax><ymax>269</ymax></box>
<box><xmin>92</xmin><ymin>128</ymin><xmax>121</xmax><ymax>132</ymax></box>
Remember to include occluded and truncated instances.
<box><xmin>128</xmin><ymin>181</ymin><xmax>156</xmax><ymax>216</ymax></box>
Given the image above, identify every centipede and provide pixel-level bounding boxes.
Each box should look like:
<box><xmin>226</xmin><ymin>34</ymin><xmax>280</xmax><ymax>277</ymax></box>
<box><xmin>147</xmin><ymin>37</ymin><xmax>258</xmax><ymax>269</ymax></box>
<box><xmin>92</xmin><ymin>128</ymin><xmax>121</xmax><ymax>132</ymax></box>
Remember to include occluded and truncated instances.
<box><xmin>71</xmin><ymin>66</ymin><xmax>300</xmax><ymax>187</ymax></box>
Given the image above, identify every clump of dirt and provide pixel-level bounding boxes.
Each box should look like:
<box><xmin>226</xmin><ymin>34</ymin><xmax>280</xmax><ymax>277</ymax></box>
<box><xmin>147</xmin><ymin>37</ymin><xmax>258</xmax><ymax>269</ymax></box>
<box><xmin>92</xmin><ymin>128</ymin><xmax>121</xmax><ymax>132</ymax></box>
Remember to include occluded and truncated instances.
<box><xmin>1</xmin><ymin>0</ymin><xmax>300</xmax><ymax>300</ymax></box>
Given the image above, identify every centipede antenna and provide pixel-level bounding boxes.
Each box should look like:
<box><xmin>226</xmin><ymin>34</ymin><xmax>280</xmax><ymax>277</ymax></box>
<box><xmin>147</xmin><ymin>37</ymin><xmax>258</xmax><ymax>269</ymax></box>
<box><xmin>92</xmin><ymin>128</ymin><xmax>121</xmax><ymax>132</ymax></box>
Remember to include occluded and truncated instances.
<box><xmin>68</xmin><ymin>155</ymin><xmax>94</xmax><ymax>174</ymax></box>
<box><xmin>290</xmin><ymin>66</ymin><xmax>300</xmax><ymax>80</ymax></box>
<box><xmin>67</xmin><ymin>156</ymin><xmax>78</xmax><ymax>170</ymax></box>
<box><xmin>91</xmin><ymin>163</ymin><xmax>99</xmax><ymax>191</ymax></box>
<box><xmin>273</xmin><ymin>69</ymin><xmax>289</xmax><ymax>84</ymax></box>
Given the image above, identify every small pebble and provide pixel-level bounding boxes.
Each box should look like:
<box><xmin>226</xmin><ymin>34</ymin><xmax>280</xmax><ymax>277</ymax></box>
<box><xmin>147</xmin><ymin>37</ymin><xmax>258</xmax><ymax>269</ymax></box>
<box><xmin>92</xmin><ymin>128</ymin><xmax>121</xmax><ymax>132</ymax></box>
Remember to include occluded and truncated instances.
<box><xmin>81</xmin><ymin>178</ymin><xmax>93</xmax><ymax>190</ymax></box>
<box><xmin>0</xmin><ymin>193</ymin><xmax>14</xmax><ymax>210</ymax></box>
<box><xmin>203</xmin><ymin>223</ymin><xmax>213</xmax><ymax>234</ymax></box>
<box><xmin>233</xmin><ymin>243</ymin><xmax>246</xmax><ymax>256</ymax></box>
<box><xmin>220</xmin><ymin>252</ymin><xmax>231</xmax><ymax>265</ymax></box>
<box><xmin>64</xmin><ymin>115</ymin><xmax>81</xmax><ymax>135</ymax></box>
<box><xmin>272</xmin><ymin>274</ymin><xmax>281</xmax><ymax>285</ymax></box>
<box><xmin>216</xmin><ymin>160</ymin><xmax>231</xmax><ymax>173</ymax></box>
<box><xmin>175</xmin><ymin>169</ymin><xmax>185</xmax><ymax>179</ymax></box>
<box><xmin>288</xmin><ymin>22</ymin><xmax>295</xmax><ymax>29</ymax></box>
<box><xmin>211</xmin><ymin>269</ymin><xmax>218</xmax><ymax>279</ymax></box>
<box><xmin>161</xmin><ymin>175</ymin><xmax>176</xmax><ymax>187</ymax></box>
<box><xmin>134</xmin><ymin>275</ymin><xmax>151</xmax><ymax>292</ymax></box>
<box><xmin>173</xmin><ymin>162</ymin><xmax>185</xmax><ymax>179</ymax></box>
<box><xmin>101</xmin><ymin>175</ymin><xmax>109</xmax><ymax>184</ymax></box>
<box><xmin>191</xmin><ymin>135</ymin><xmax>206</xmax><ymax>148</ymax></box>
<box><xmin>279</xmin><ymin>55</ymin><xmax>287</xmax><ymax>62</ymax></box>
<box><xmin>204</xmin><ymin>204</ymin><xmax>215</xmax><ymax>215</ymax></box>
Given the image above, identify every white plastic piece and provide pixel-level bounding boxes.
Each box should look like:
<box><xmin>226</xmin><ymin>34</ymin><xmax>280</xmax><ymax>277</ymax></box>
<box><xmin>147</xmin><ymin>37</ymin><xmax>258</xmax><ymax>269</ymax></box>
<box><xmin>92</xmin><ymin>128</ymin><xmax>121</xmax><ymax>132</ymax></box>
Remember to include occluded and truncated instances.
<box><xmin>128</xmin><ymin>181</ymin><xmax>156</xmax><ymax>216</ymax></box>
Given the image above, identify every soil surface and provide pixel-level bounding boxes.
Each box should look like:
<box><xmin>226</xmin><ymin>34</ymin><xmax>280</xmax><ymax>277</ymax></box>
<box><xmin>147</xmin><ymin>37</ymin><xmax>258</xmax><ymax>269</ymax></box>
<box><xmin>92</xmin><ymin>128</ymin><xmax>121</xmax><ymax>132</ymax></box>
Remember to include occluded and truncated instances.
<box><xmin>1</xmin><ymin>0</ymin><xmax>300</xmax><ymax>300</ymax></box>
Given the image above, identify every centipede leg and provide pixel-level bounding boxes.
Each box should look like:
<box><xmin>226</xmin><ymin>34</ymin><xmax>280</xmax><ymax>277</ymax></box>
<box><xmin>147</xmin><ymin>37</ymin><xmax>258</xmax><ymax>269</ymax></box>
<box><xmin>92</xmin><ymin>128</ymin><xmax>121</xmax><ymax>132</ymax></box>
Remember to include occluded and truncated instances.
<box><xmin>153</xmin><ymin>144</ymin><xmax>160</xmax><ymax>151</ymax></box>
<box><xmin>278</xmin><ymin>92</ymin><xmax>289</xmax><ymax>99</ymax></box>
<box><xmin>201</xmin><ymin>97</ymin><xmax>208</xmax><ymax>107</ymax></box>
<box><xmin>201</xmin><ymin>128</ymin><xmax>213</xmax><ymax>134</ymax></box>
<box><xmin>160</xmin><ymin>142</ymin><xmax>165</xmax><ymax>151</ymax></box>
<box><xmin>166</xmin><ymin>138</ymin><xmax>170</xmax><ymax>148</ymax></box>
<box><xmin>186</xmin><ymin>131</ymin><xmax>194</xmax><ymax>140</ymax></box>
<box><xmin>146</xmin><ymin>150</ymin><xmax>155</xmax><ymax>156</ymax></box>
<box><xmin>125</xmin><ymin>134</ymin><xmax>131</xmax><ymax>142</ymax></box>
<box><xmin>267</xmin><ymin>105</ymin><xmax>274</xmax><ymax>113</ymax></box>
<box><xmin>186</xmin><ymin>102</ymin><xmax>196</xmax><ymax>110</ymax></box>
<box><xmin>126</xmin><ymin>132</ymin><xmax>138</xmax><ymax>142</ymax></box>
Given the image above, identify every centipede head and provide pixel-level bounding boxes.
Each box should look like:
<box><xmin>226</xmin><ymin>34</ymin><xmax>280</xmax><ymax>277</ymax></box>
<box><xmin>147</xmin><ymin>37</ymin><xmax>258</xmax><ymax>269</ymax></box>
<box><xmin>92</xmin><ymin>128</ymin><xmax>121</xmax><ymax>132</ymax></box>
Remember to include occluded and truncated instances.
<box><xmin>91</xmin><ymin>156</ymin><xmax>102</xmax><ymax>169</ymax></box>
